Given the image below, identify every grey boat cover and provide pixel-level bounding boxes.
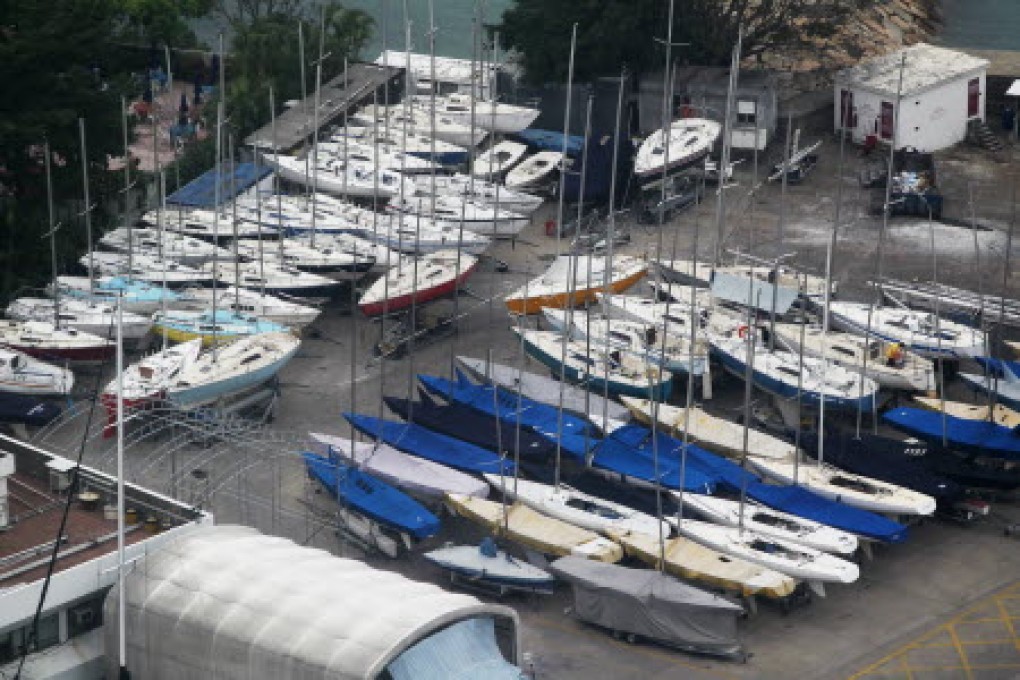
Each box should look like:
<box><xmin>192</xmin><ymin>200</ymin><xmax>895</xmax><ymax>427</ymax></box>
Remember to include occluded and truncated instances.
<box><xmin>456</xmin><ymin>356</ymin><xmax>631</xmax><ymax>422</ymax></box>
<box><xmin>711</xmin><ymin>272</ymin><xmax>798</xmax><ymax>315</ymax></box>
<box><xmin>548</xmin><ymin>556</ymin><xmax>745</xmax><ymax>658</ymax></box>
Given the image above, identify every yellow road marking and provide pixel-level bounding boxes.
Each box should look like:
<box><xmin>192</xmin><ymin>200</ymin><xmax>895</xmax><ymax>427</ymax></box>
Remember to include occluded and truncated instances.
<box><xmin>848</xmin><ymin>581</ymin><xmax>1020</xmax><ymax>679</ymax></box>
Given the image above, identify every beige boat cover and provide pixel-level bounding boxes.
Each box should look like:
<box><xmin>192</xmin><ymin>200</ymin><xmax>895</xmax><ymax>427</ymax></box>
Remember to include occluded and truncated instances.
<box><xmin>913</xmin><ymin>396</ymin><xmax>1020</xmax><ymax>428</ymax></box>
<box><xmin>620</xmin><ymin>397</ymin><xmax>796</xmax><ymax>461</ymax></box>
<box><xmin>446</xmin><ymin>494</ymin><xmax>623</xmax><ymax>563</ymax></box>
<box><xmin>606</xmin><ymin>529</ymin><xmax>797</xmax><ymax>600</ymax></box>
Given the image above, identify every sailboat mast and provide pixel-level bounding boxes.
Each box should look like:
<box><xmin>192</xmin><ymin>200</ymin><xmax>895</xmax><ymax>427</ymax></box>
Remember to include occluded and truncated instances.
<box><xmin>115</xmin><ymin>298</ymin><xmax>127</xmax><ymax>678</ymax></box>
<box><xmin>712</xmin><ymin>26</ymin><xmax>742</xmax><ymax>265</ymax></box>
<box><xmin>45</xmin><ymin>140</ymin><xmax>59</xmax><ymax>327</ymax></box>
<box><xmin>994</xmin><ymin>183</ymin><xmax>1017</xmax><ymax>415</ymax></box>
<box><xmin>159</xmin><ymin>170</ymin><xmax>169</xmax><ymax>348</ymax></box>
<box><xmin>768</xmin><ymin>116</ymin><xmax>793</xmax><ymax>350</ymax></box>
<box><xmin>310</xmin><ymin>5</ymin><xmax>327</xmax><ymax>248</ymax></box>
<box><xmin>818</xmin><ymin>89</ymin><xmax>853</xmax><ymax>469</ymax></box>
<box><xmin>928</xmin><ymin>204</ymin><xmax>948</xmax><ymax>446</ymax></box>
<box><xmin>600</xmin><ymin>69</ymin><xmax>627</xmax><ymax>433</ymax></box>
<box><xmin>229</xmin><ymin>134</ymin><xmax>241</xmax><ymax>293</ymax></box>
<box><xmin>737</xmin><ymin>260</ymin><xmax>760</xmax><ymax>533</ymax></box>
<box><xmin>79</xmin><ymin>119</ymin><xmax>94</xmax><ymax>293</ymax></box>
<box><xmin>858</xmin><ymin>52</ymin><xmax>905</xmax><ymax>437</ymax></box>
<box><xmin>121</xmin><ymin>97</ymin><xmax>134</xmax><ymax>275</ymax></box>
<box><xmin>555</xmin><ymin>23</ymin><xmax>578</xmax><ymax>259</ymax></box>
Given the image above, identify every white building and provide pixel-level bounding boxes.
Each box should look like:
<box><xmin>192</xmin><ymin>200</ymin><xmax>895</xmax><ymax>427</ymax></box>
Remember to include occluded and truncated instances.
<box><xmin>834</xmin><ymin>43</ymin><xmax>989</xmax><ymax>151</ymax></box>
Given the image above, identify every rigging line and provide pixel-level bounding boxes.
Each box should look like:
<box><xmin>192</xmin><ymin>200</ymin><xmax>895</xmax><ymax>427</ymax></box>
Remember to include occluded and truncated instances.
<box><xmin>13</xmin><ymin>290</ymin><xmax>117</xmax><ymax>680</ymax></box>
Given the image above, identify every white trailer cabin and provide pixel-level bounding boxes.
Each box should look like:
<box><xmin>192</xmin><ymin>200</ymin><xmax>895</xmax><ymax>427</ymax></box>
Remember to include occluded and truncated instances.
<box><xmin>834</xmin><ymin>43</ymin><xmax>989</xmax><ymax>152</ymax></box>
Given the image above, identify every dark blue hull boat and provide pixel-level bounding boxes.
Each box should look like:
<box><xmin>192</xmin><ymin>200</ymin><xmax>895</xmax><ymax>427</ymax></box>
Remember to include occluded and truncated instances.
<box><xmin>384</xmin><ymin>391</ymin><xmax>556</xmax><ymax>461</ymax></box>
<box><xmin>302</xmin><ymin>451</ymin><xmax>440</xmax><ymax>539</ymax></box>
<box><xmin>884</xmin><ymin>407</ymin><xmax>1020</xmax><ymax>461</ymax></box>
<box><xmin>344</xmin><ymin>412</ymin><xmax>515</xmax><ymax>476</ymax></box>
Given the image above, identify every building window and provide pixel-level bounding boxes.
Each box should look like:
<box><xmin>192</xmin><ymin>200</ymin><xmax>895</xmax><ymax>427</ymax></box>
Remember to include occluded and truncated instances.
<box><xmin>0</xmin><ymin>614</ymin><xmax>60</xmax><ymax>664</ymax></box>
<box><xmin>736</xmin><ymin>100</ymin><xmax>757</xmax><ymax>126</ymax></box>
<box><xmin>968</xmin><ymin>78</ymin><xmax>980</xmax><ymax>118</ymax></box>
<box><xmin>67</xmin><ymin>596</ymin><xmax>105</xmax><ymax>638</ymax></box>
<box><xmin>880</xmin><ymin>101</ymin><xmax>894</xmax><ymax>140</ymax></box>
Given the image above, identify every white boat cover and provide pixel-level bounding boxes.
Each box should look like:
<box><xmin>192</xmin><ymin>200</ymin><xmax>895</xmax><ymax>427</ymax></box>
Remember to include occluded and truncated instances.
<box><xmin>548</xmin><ymin>557</ymin><xmax>745</xmax><ymax>659</ymax></box>
<box><xmin>103</xmin><ymin>525</ymin><xmax>522</xmax><ymax>679</ymax></box>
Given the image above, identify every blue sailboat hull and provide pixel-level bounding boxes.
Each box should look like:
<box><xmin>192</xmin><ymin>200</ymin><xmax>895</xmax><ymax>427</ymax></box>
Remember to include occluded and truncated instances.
<box><xmin>167</xmin><ymin>353</ymin><xmax>293</xmax><ymax>408</ymax></box>
<box><xmin>344</xmin><ymin>412</ymin><xmax>515</xmax><ymax>475</ymax></box>
<box><xmin>303</xmin><ymin>452</ymin><xmax>440</xmax><ymax>539</ymax></box>
<box><xmin>883</xmin><ymin>407</ymin><xmax>1020</xmax><ymax>460</ymax></box>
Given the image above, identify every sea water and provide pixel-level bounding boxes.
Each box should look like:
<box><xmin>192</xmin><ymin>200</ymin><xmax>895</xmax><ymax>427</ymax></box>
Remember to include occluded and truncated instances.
<box><xmin>937</xmin><ymin>0</ymin><xmax>1020</xmax><ymax>50</ymax></box>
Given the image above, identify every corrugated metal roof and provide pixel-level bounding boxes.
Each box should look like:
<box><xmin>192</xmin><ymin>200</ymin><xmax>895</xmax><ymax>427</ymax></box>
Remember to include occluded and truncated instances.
<box><xmin>166</xmin><ymin>162</ymin><xmax>272</xmax><ymax>208</ymax></box>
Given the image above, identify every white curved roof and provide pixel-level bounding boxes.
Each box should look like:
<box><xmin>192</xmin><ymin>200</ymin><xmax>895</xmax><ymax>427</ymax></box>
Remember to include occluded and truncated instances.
<box><xmin>107</xmin><ymin>525</ymin><xmax>519</xmax><ymax>679</ymax></box>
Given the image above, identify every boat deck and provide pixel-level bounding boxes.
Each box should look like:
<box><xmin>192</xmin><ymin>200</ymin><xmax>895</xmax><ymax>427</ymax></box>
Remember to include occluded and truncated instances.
<box><xmin>1</xmin><ymin>471</ymin><xmax>146</xmax><ymax>588</ymax></box>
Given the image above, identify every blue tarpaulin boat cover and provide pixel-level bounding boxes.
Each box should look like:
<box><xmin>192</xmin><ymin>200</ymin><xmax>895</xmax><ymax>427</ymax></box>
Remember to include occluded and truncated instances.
<box><xmin>418</xmin><ymin>372</ymin><xmax>597</xmax><ymax>460</ymax></box>
<box><xmin>610</xmin><ymin>425</ymin><xmax>909</xmax><ymax>543</ymax></box>
<box><xmin>592</xmin><ymin>431</ymin><xmax>717</xmax><ymax>493</ymax></box>
<box><xmin>345</xmin><ymin>412</ymin><xmax>516</xmax><ymax>475</ymax></box>
<box><xmin>973</xmin><ymin>357</ymin><xmax>1020</xmax><ymax>380</ymax></box>
<box><xmin>514</xmin><ymin>129</ymin><xmax>586</xmax><ymax>156</ymax></box>
<box><xmin>166</xmin><ymin>162</ymin><xmax>272</xmax><ymax>208</ymax></box>
<box><xmin>884</xmin><ymin>407</ymin><xmax>1020</xmax><ymax>460</ymax></box>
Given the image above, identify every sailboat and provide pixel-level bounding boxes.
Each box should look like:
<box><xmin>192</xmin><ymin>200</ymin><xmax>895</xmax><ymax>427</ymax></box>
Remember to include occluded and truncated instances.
<box><xmin>670</xmin><ymin>517</ymin><xmax>859</xmax><ymax>586</ymax></box>
<box><xmin>329</xmin><ymin>124</ymin><xmax>469</xmax><ymax>165</ymax></box>
<box><xmin>747</xmin><ymin>456</ymin><xmax>937</xmax><ymax>516</ymax></box>
<box><xmin>165</xmin><ymin>331</ymin><xmax>300</xmax><ymax>408</ymax></box>
<box><xmin>387</xmin><ymin>194</ymin><xmax>530</xmax><ymax>239</ymax></box>
<box><xmin>597</xmin><ymin>293</ymin><xmax>710</xmax><ymax>333</ymax></box>
<box><xmin>0</xmin><ymin>320</ymin><xmax>114</xmax><ymax>365</ymax></box>
<box><xmin>827</xmin><ymin>301</ymin><xmax>986</xmax><ymax>359</ymax></box>
<box><xmin>504</xmin><ymin>151</ymin><xmax>567</xmax><ymax>194</ymax></box>
<box><xmin>344</xmin><ymin>413</ymin><xmax>515</xmax><ymax>475</ymax></box>
<box><xmin>445</xmin><ymin>494</ymin><xmax>623</xmax><ymax>563</ymax></box>
<box><xmin>425</xmin><ymin>539</ymin><xmax>555</xmax><ymax>594</ymax></box>
<box><xmin>317</xmin><ymin>139</ymin><xmax>440</xmax><ymax>175</ymax></box>
<box><xmin>607</xmin><ymin>528</ymin><xmax>797</xmax><ymax>600</ymax></box>
<box><xmin>411</xmin><ymin>173</ymin><xmax>544</xmax><ymax>215</ymax></box>
<box><xmin>542</xmin><ymin>307</ymin><xmax>709</xmax><ymax>376</ymax></box>
<box><xmin>912</xmin><ymin>395</ymin><xmax>1020</xmax><ymax>427</ymax></box>
<box><xmin>7</xmin><ymin>297</ymin><xmax>152</xmax><ymax>344</ymax></box>
<box><xmin>516</xmin><ymin>328</ymin><xmax>674</xmax><ymax>401</ymax></box>
<box><xmin>352</xmin><ymin>102</ymin><xmax>487</xmax><ymax>148</ymax></box>
<box><xmin>358</xmin><ymin>250</ymin><xmax>477</xmax><ymax>317</ymax></box>
<box><xmin>620</xmin><ymin>396</ymin><xmax>796</xmax><ymax>461</ymax></box>
<box><xmin>202</xmin><ymin>260</ymin><xmax>344</xmax><ymax>298</ymax></box>
<box><xmin>233</xmin><ymin>238</ymin><xmax>375</xmax><ymax>281</ymax></box>
<box><xmin>710</xmin><ymin>325</ymin><xmax>880</xmax><ymax>412</ymax></box>
<box><xmin>151</xmin><ymin>308</ymin><xmax>289</xmax><ymax>346</ymax></box>
<box><xmin>455</xmin><ymin>355</ymin><xmax>633</xmax><ymax>422</ymax></box>
<box><xmin>99</xmin><ymin>226</ymin><xmax>233</xmax><ymax>265</ymax></box>
<box><xmin>678</xmin><ymin>494</ymin><xmax>858</xmax><ymax>555</ymax></box>
<box><xmin>0</xmin><ymin>348</ymin><xmax>74</xmax><ymax>397</ymax></box>
<box><xmin>303</xmin><ymin>451</ymin><xmax>440</xmax><ymax>540</ymax></box>
<box><xmin>883</xmin><ymin>406</ymin><xmax>1020</xmax><ymax>460</ymax></box>
<box><xmin>482</xmin><ymin>474</ymin><xmax>669</xmax><ymax>538</ymax></box>
<box><xmin>505</xmin><ymin>254</ymin><xmax>647</xmax><ymax>315</ymax></box>
<box><xmin>471</xmin><ymin>140</ymin><xmax>528</xmax><ymax>179</ymax></box>
<box><xmin>175</xmin><ymin>286</ymin><xmax>321</xmax><ymax>328</ymax></box>
<box><xmin>772</xmin><ymin>321</ymin><xmax>935</xmax><ymax>392</ymax></box>
<box><xmin>100</xmin><ymin>338</ymin><xmax>202</xmax><ymax>416</ymax></box>
<box><xmin>634</xmin><ymin>118</ymin><xmax>722</xmax><ymax>180</ymax></box>
<box><xmin>55</xmin><ymin>275</ymin><xmax>183</xmax><ymax>315</ymax></box>
<box><xmin>265</xmin><ymin>153</ymin><xmax>413</xmax><ymax>199</ymax></box>
<box><xmin>151</xmin><ymin>207</ymin><xmax>279</xmax><ymax>242</ymax></box>
<box><xmin>409</xmin><ymin>93</ymin><xmax>540</xmax><ymax>134</ymax></box>
<box><xmin>80</xmin><ymin>251</ymin><xmax>215</xmax><ymax>288</ymax></box>
<box><xmin>309</xmin><ymin>433</ymin><xmax>489</xmax><ymax>499</ymax></box>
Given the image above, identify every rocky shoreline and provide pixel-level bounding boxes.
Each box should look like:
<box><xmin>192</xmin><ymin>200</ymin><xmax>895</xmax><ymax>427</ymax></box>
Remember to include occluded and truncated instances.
<box><xmin>765</xmin><ymin>0</ymin><xmax>941</xmax><ymax>91</ymax></box>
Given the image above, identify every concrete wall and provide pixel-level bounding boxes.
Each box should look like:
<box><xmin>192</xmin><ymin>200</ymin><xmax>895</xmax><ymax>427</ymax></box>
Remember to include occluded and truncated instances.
<box><xmin>835</xmin><ymin>71</ymin><xmax>986</xmax><ymax>151</ymax></box>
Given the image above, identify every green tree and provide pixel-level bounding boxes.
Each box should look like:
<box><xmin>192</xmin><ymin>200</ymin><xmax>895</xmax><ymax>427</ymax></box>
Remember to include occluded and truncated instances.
<box><xmin>225</xmin><ymin>2</ymin><xmax>374</xmax><ymax>137</ymax></box>
<box><xmin>115</xmin><ymin>0</ymin><xmax>216</xmax><ymax>47</ymax></box>
<box><xmin>500</xmin><ymin>0</ymin><xmax>865</xmax><ymax>83</ymax></box>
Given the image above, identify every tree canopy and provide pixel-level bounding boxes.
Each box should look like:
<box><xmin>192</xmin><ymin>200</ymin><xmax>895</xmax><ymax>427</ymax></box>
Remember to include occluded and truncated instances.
<box><xmin>226</xmin><ymin>2</ymin><xmax>374</xmax><ymax>136</ymax></box>
<box><xmin>499</xmin><ymin>0</ymin><xmax>865</xmax><ymax>83</ymax></box>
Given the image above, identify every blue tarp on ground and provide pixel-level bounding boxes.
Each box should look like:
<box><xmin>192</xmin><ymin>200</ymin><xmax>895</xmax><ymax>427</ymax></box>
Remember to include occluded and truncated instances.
<box><xmin>166</xmin><ymin>162</ymin><xmax>272</xmax><ymax>208</ymax></box>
